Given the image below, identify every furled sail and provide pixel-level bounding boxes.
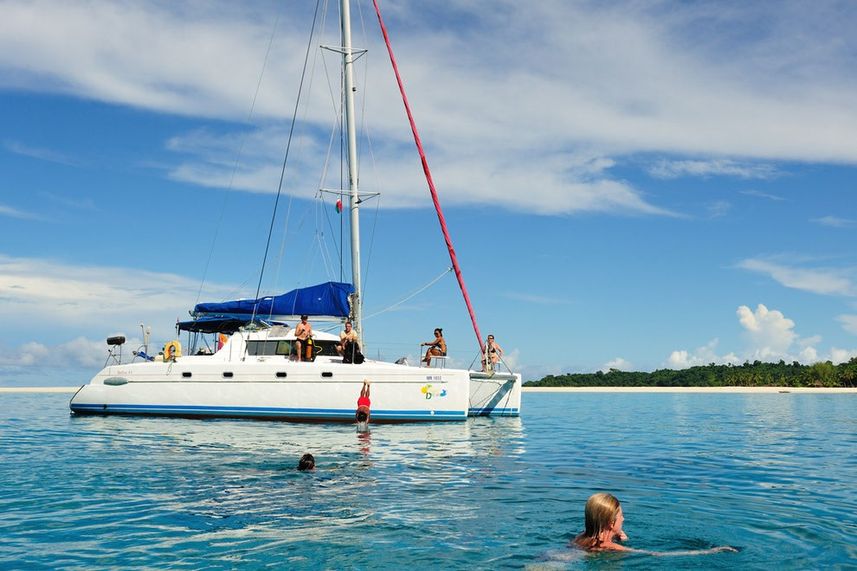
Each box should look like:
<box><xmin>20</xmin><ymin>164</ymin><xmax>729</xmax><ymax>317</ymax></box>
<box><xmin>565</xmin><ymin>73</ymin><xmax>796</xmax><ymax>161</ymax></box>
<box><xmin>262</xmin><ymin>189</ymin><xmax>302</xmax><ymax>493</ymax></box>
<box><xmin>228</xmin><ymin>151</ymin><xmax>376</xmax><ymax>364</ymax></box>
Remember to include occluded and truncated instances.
<box><xmin>193</xmin><ymin>282</ymin><xmax>354</xmax><ymax>319</ymax></box>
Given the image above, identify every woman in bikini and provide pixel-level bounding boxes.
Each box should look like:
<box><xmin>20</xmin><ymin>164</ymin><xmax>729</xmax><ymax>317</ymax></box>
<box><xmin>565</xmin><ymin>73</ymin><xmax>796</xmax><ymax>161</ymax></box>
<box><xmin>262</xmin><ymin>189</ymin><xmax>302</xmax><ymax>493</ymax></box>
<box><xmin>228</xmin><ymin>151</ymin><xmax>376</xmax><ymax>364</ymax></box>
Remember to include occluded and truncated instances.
<box><xmin>421</xmin><ymin>328</ymin><xmax>447</xmax><ymax>367</ymax></box>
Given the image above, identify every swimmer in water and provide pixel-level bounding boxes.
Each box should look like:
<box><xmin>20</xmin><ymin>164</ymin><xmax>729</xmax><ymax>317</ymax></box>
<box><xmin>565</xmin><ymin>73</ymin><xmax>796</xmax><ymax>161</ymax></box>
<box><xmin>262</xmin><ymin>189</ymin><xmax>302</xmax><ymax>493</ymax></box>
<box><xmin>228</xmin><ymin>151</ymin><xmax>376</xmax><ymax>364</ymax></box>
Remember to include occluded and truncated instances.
<box><xmin>571</xmin><ymin>493</ymin><xmax>737</xmax><ymax>556</ymax></box>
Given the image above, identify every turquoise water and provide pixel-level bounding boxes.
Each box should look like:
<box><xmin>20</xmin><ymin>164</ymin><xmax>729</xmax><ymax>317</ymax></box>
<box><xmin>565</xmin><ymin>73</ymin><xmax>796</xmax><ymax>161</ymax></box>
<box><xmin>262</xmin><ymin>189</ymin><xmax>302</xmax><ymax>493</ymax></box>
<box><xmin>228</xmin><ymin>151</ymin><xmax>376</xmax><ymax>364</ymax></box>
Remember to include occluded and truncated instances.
<box><xmin>1</xmin><ymin>392</ymin><xmax>855</xmax><ymax>569</ymax></box>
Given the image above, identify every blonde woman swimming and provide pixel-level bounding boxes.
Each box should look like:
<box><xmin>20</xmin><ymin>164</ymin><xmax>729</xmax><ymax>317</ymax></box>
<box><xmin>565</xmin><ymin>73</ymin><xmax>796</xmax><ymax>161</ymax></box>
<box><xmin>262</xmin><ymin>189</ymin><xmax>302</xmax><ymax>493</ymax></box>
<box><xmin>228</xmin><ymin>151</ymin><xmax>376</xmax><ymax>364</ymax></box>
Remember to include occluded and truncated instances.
<box><xmin>571</xmin><ymin>493</ymin><xmax>736</xmax><ymax>556</ymax></box>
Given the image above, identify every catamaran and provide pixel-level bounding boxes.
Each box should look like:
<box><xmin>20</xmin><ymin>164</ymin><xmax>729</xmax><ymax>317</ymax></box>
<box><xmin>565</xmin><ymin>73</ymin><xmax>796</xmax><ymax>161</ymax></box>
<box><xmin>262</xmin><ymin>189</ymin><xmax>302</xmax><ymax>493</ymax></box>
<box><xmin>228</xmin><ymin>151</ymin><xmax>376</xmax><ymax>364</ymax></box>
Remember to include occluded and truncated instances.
<box><xmin>69</xmin><ymin>0</ymin><xmax>521</xmax><ymax>422</ymax></box>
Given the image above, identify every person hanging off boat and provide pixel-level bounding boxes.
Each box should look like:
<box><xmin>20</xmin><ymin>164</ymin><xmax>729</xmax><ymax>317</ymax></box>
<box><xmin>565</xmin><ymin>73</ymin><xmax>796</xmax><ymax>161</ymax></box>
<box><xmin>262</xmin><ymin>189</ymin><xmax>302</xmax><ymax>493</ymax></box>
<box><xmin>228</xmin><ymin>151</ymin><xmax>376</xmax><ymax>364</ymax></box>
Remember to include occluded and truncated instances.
<box><xmin>421</xmin><ymin>327</ymin><xmax>447</xmax><ymax>367</ymax></box>
<box><xmin>356</xmin><ymin>379</ymin><xmax>371</xmax><ymax>431</ymax></box>
<box><xmin>481</xmin><ymin>334</ymin><xmax>503</xmax><ymax>372</ymax></box>
<box><xmin>294</xmin><ymin>315</ymin><xmax>313</xmax><ymax>362</ymax></box>
<box><xmin>571</xmin><ymin>493</ymin><xmax>737</xmax><ymax>556</ymax></box>
<box><xmin>337</xmin><ymin>320</ymin><xmax>364</xmax><ymax>364</ymax></box>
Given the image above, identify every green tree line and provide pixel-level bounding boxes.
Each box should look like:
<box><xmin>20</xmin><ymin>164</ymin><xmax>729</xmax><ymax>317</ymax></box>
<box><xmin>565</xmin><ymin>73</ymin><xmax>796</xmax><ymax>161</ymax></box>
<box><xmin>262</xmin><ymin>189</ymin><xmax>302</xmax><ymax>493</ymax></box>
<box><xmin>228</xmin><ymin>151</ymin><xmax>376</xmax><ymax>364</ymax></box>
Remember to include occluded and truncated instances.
<box><xmin>524</xmin><ymin>358</ymin><xmax>857</xmax><ymax>388</ymax></box>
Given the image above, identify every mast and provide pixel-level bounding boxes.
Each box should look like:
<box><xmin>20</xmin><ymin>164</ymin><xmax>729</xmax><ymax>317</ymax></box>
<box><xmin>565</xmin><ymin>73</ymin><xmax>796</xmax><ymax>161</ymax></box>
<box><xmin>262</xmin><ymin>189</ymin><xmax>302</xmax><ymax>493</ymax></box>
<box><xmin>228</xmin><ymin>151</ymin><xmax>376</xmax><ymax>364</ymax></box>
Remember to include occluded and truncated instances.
<box><xmin>340</xmin><ymin>0</ymin><xmax>363</xmax><ymax>346</ymax></box>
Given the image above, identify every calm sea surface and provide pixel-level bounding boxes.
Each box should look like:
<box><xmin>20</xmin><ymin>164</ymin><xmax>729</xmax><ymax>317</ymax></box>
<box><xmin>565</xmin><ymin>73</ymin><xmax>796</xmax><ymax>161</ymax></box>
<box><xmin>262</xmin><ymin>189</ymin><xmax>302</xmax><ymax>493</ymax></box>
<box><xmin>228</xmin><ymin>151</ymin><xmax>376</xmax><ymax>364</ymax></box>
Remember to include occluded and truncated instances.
<box><xmin>1</xmin><ymin>392</ymin><xmax>855</xmax><ymax>569</ymax></box>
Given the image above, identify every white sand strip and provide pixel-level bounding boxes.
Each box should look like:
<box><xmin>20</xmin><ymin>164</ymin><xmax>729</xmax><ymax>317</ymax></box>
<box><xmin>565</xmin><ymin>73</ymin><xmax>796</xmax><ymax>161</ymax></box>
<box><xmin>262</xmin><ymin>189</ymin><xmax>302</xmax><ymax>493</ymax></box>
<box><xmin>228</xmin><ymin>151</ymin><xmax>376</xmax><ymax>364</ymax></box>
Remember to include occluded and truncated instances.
<box><xmin>0</xmin><ymin>386</ymin><xmax>80</xmax><ymax>393</ymax></box>
<box><xmin>523</xmin><ymin>386</ymin><xmax>857</xmax><ymax>393</ymax></box>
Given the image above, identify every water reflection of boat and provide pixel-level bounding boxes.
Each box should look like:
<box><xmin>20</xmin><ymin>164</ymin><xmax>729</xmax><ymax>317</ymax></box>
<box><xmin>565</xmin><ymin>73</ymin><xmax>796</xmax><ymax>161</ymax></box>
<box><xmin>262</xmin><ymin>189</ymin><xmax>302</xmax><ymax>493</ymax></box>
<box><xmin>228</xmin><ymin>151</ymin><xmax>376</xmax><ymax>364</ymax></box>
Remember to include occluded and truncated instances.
<box><xmin>69</xmin><ymin>0</ymin><xmax>521</xmax><ymax>422</ymax></box>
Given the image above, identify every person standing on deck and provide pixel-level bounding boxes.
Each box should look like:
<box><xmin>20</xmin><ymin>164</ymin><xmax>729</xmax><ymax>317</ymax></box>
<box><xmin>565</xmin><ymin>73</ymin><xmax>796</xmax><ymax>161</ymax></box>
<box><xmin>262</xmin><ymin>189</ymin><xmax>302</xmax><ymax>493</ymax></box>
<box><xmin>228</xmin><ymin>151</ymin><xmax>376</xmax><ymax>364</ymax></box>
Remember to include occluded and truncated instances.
<box><xmin>481</xmin><ymin>334</ymin><xmax>504</xmax><ymax>371</ymax></box>
<box><xmin>421</xmin><ymin>328</ymin><xmax>447</xmax><ymax>367</ymax></box>
<box><xmin>294</xmin><ymin>315</ymin><xmax>312</xmax><ymax>361</ymax></box>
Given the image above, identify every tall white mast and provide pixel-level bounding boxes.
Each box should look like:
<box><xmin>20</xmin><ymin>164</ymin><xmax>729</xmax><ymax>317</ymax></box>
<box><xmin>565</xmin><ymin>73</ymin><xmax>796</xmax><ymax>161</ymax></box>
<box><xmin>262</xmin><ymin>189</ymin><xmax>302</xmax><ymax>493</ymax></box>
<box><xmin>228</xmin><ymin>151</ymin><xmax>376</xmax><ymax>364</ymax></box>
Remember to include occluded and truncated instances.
<box><xmin>340</xmin><ymin>0</ymin><xmax>363</xmax><ymax>346</ymax></box>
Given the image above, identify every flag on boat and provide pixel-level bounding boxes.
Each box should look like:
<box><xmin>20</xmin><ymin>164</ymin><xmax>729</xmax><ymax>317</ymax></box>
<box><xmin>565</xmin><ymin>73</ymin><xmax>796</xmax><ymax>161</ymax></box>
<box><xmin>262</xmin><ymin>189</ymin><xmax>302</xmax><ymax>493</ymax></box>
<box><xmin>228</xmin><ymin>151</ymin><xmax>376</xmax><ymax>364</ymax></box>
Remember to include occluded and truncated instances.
<box><xmin>335</xmin><ymin>198</ymin><xmax>343</xmax><ymax>213</ymax></box>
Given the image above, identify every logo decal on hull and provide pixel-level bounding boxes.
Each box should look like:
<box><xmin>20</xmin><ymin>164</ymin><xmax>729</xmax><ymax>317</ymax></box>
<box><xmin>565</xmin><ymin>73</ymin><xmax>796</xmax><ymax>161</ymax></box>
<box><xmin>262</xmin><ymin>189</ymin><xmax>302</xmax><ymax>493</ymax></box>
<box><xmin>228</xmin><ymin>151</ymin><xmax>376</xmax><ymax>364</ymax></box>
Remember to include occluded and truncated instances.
<box><xmin>420</xmin><ymin>384</ymin><xmax>447</xmax><ymax>399</ymax></box>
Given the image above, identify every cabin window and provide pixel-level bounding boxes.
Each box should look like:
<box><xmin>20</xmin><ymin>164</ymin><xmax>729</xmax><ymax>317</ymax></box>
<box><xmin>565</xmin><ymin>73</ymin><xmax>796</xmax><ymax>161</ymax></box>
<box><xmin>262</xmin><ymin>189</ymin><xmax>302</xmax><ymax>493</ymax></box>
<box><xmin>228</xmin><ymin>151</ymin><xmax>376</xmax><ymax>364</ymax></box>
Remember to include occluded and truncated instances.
<box><xmin>246</xmin><ymin>340</ymin><xmax>292</xmax><ymax>356</ymax></box>
<box><xmin>322</xmin><ymin>372</ymin><xmax>333</xmax><ymax>378</ymax></box>
<box><xmin>223</xmin><ymin>372</ymin><xmax>234</xmax><ymax>378</ymax></box>
<box><xmin>182</xmin><ymin>372</ymin><xmax>192</xmax><ymax>378</ymax></box>
<box><xmin>276</xmin><ymin>372</ymin><xmax>287</xmax><ymax>378</ymax></box>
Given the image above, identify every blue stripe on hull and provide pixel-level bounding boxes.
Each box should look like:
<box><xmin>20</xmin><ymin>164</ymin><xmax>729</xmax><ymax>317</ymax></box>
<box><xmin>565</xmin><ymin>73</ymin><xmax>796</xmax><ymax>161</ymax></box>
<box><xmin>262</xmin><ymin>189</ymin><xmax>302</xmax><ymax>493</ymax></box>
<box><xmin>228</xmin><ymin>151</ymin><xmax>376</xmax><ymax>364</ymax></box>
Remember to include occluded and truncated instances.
<box><xmin>70</xmin><ymin>402</ymin><xmax>466</xmax><ymax>421</ymax></box>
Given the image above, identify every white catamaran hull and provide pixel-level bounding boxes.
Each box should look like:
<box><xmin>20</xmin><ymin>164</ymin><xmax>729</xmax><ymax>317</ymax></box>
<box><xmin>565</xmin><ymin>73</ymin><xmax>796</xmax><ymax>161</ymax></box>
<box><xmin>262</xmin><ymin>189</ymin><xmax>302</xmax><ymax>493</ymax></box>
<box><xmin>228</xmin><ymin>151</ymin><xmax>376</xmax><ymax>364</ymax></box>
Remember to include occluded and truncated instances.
<box><xmin>70</xmin><ymin>354</ymin><xmax>520</xmax><ymax>422</ymax></box>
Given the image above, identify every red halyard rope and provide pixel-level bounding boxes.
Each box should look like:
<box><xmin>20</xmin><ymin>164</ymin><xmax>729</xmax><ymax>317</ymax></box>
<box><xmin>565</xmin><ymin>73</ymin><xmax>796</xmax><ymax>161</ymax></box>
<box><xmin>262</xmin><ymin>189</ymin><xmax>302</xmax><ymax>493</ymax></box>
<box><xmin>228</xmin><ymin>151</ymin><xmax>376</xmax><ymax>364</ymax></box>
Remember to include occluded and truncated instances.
<box><xmin>371</xmin><ymin>0</ymin><xmax>485</xmax><ymax>352</ymax></box>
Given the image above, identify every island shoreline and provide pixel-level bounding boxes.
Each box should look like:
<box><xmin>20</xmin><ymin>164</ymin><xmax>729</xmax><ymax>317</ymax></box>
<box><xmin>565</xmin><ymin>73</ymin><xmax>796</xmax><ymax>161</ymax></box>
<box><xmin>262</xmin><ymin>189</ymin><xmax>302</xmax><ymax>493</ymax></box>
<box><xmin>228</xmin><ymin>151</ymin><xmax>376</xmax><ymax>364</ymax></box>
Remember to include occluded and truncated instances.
<box><xmin>2</xmin><ymin>386</ymin><xmax>856</xmax><ymax>394</ymax></box>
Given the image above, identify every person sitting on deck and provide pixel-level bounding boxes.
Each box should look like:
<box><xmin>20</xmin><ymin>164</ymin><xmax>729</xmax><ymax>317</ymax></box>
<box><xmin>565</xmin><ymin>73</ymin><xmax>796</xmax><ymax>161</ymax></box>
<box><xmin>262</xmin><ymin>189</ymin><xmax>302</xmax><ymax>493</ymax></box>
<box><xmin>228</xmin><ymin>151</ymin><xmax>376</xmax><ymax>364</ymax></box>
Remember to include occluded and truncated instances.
<box><xmin>337</xmin><ymin>320</ymin><xmax>361</xmax><ymax>363</ymax></box>
<box><xmin>294</xmin><ymin>315</ymin><xmax>312</xmax><ymax>362</ymax></box>
<box><xmin>421</xmin><ymin>328</ymin><xmax>447</xmax><ymax>367</ymax></box>
<box><xmin>356</xmin><ymin>379</ymin><xmax>371</xmax><ymax>431</ymax></box>
<box><xmin>481</xmin><ymin>334</ymin><xmax>504</xmax><ymax>371</ymax></box>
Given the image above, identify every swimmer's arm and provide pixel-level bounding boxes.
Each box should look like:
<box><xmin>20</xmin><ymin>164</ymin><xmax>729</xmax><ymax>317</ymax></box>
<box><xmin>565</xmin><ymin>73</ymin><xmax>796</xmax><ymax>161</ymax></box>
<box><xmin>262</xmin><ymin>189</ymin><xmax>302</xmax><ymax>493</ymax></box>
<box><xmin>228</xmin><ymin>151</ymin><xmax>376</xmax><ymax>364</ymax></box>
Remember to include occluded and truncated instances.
<box><xmin>627</xmin><ymin>546</ymin><xmax>737</xmax><ymax>556</ymax></box>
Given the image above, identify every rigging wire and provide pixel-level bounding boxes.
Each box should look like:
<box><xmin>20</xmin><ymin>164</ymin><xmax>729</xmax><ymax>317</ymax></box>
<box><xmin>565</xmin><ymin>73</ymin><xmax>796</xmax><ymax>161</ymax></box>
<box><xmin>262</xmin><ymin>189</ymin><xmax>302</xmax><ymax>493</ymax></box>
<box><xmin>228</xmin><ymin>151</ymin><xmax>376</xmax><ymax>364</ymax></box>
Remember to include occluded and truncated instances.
<box><xmin>270</xmin><ymin>0</ymin><xmax>331</xmax><ymax>313</ymax></box>
<box><xmin>194</xmin><ymin>6</ymin><xmax>283</xmax><ymax>306</ymax></box>
<box><xmin>363</xmin><ymin>266</ymin><xmax>452</xmax><ymax>320</ymax></box>
<box><xmin>251</xmin><ymin>0</ymin><xmax>323</xmax><ymax>323</ymax></box>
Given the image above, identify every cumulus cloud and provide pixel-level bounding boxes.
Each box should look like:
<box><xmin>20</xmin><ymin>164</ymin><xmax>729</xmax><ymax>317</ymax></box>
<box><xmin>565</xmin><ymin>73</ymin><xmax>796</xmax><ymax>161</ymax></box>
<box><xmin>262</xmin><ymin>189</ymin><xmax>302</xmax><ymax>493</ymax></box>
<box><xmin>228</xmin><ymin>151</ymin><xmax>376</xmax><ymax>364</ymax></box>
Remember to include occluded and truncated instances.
<box><xmin>738</xmin><ymin>258</ymin><xmax>857</xmax><ymax>296</ymax></box>
<box><xmin>667</xmin><ymin>304</ymin><xmax>857</xmax><ymax>368</ymax></box>
<box><xmin>737</xmin><ymin>304</ymin><xmax>797</xmax><ymax>359</ymax></box>
<box><xmin>667</xmin><ymin>339</ymin><xmax>740</xmax><ymax>369</ymax></box>
<box><xmin>601</xmin><ymin>357</ymin><xmax>633</xmax><ymax>372</ymax></box>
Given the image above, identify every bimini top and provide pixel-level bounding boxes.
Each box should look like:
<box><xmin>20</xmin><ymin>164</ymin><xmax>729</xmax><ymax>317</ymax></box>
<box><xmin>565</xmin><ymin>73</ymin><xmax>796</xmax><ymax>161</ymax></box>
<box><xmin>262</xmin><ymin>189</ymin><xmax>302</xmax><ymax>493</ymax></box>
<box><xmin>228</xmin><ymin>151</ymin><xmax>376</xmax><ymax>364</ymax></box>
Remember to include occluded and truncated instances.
<box><xmin>193</xmin><ymin>281</ymin><xmax>354</xmax><ymax>319</ymax></box>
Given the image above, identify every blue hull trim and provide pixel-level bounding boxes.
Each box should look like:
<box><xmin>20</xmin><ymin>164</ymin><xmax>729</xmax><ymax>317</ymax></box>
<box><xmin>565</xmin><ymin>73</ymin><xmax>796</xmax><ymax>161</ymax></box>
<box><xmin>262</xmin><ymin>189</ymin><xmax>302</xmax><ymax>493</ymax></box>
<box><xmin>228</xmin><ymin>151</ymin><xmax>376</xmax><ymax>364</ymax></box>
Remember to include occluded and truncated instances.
<box><xmin>70</xmin><ymin>402</ymin><xmax>467</xmax><ymax>422</ymax></box>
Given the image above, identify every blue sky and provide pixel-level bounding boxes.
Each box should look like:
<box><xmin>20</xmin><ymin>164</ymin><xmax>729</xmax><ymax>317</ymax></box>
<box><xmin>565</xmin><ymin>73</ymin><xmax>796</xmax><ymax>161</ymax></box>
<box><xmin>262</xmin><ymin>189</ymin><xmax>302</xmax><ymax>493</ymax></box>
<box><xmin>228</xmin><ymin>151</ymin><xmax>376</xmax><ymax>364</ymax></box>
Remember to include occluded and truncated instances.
<box><xmin>1</xmin><ymin>0</ymin><xmax>856</xmax><ymax>385</ymax></box>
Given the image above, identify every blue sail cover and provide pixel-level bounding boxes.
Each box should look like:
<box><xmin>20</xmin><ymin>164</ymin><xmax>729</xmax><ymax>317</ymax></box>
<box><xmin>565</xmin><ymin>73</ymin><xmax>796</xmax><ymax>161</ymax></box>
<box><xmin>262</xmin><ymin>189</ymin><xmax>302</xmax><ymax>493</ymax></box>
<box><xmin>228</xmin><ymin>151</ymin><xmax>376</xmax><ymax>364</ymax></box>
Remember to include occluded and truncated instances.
<box><xmin>194</xmin><ymin>282</ymin><xmax>354</xmax><ymax>318</ymax></box>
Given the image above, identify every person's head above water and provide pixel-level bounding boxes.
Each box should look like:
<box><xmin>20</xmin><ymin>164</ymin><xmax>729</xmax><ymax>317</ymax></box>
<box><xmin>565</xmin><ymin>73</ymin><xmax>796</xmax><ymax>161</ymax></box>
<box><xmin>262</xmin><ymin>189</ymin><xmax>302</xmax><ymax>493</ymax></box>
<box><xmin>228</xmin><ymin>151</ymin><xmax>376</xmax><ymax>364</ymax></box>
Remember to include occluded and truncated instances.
<box><xmin>297</xmin><ymin>453</ymin><xmax>315</xmax><ymax>471</ymax></box>
<box><xmin>356</xmin><ymin>410</ymin><xmax>368</xmax><ymax>423</ymax></box>
<box><xmin>577</xmin><ymin>493</ymin><xmax>624</xmax><ymax>550</ymax></box>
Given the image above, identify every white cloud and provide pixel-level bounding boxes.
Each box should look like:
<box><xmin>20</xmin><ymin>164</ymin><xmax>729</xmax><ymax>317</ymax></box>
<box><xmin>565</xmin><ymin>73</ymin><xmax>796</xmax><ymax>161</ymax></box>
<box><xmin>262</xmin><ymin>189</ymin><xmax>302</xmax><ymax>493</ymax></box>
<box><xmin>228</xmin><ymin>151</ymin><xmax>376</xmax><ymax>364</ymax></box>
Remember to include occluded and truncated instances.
<box><xmin>829</xmin><ymin>347</ymin><xmax>857</xmax><ymax>364</ymax></box>
<box><xmin>0</xmin><ymin>203</ymin><xmax>42</xmax><ymax>221</ymax></box>
<box><xmin>601</xmin><ymin>357</ymin><xmax>632</xmax><ymax>372</ymax></box>
<box><xmin>740</xmin><ymin>189</ymin><xmax>785</xmax><ymax>201</ymax></box>
<box><xmin>0</xmin><ymin>254</ymin><xmax>238</xmax><ymax>341</ymax></box>
<box><xmin>667</xmin><ymin>304</ymin><xmax>857</xmax><ymax>368</ymax></box>
<box><xmin>737</xmin><ymin>303</ymin><xmax>796</xmax><ymax>358</ymax></box>
<box><xmin>667</xmin><ymin>339</ymin><xmax>740</xmax><ymax>369</ymax></box>
<box><xmin>4</xmin><ymin>140</ymin><xmax>79</xmax><ymax>166</ymax></box>
<box><xmin>648</xmin><ymin>159</ymin><xmax>778</xmax><ymax>180</ymax></box>
<box><xmin>837</xmin><ymin>314</ymin><xmax>857</xmax><ymax>335</ymax></box>
<box><xmin>707</xmin><ymin>200</ymin><xmax>732</xmax><ymax>218</ymax></box>
<box><xmin>2</xmin><ymin>2</ymin><xmax>857</xmax><ymax>215</ymax></box>
<box><xmin>738</xmin><ymin>258</ymin><xmax>857</xmax><ymax>296</ymax></box>
<box><xmin>811</xmin><ymin>216</ymin><xmax>856</xmax><ymax>228</ymax></box>
<box><xmin>0</xmin><ymin>337</ymin><xmax>106</xmax><ymax>368</ymax></box>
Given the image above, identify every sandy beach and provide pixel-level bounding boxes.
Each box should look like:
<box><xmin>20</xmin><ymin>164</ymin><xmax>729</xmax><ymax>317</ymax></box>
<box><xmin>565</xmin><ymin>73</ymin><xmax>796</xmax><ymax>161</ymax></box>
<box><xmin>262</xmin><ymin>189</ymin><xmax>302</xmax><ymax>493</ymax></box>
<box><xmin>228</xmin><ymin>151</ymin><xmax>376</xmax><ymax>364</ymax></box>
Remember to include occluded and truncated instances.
<box><xmin>523</xmin><ymin>386</ymin><xmax>857</xmax><ymax>393</ymax></box>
